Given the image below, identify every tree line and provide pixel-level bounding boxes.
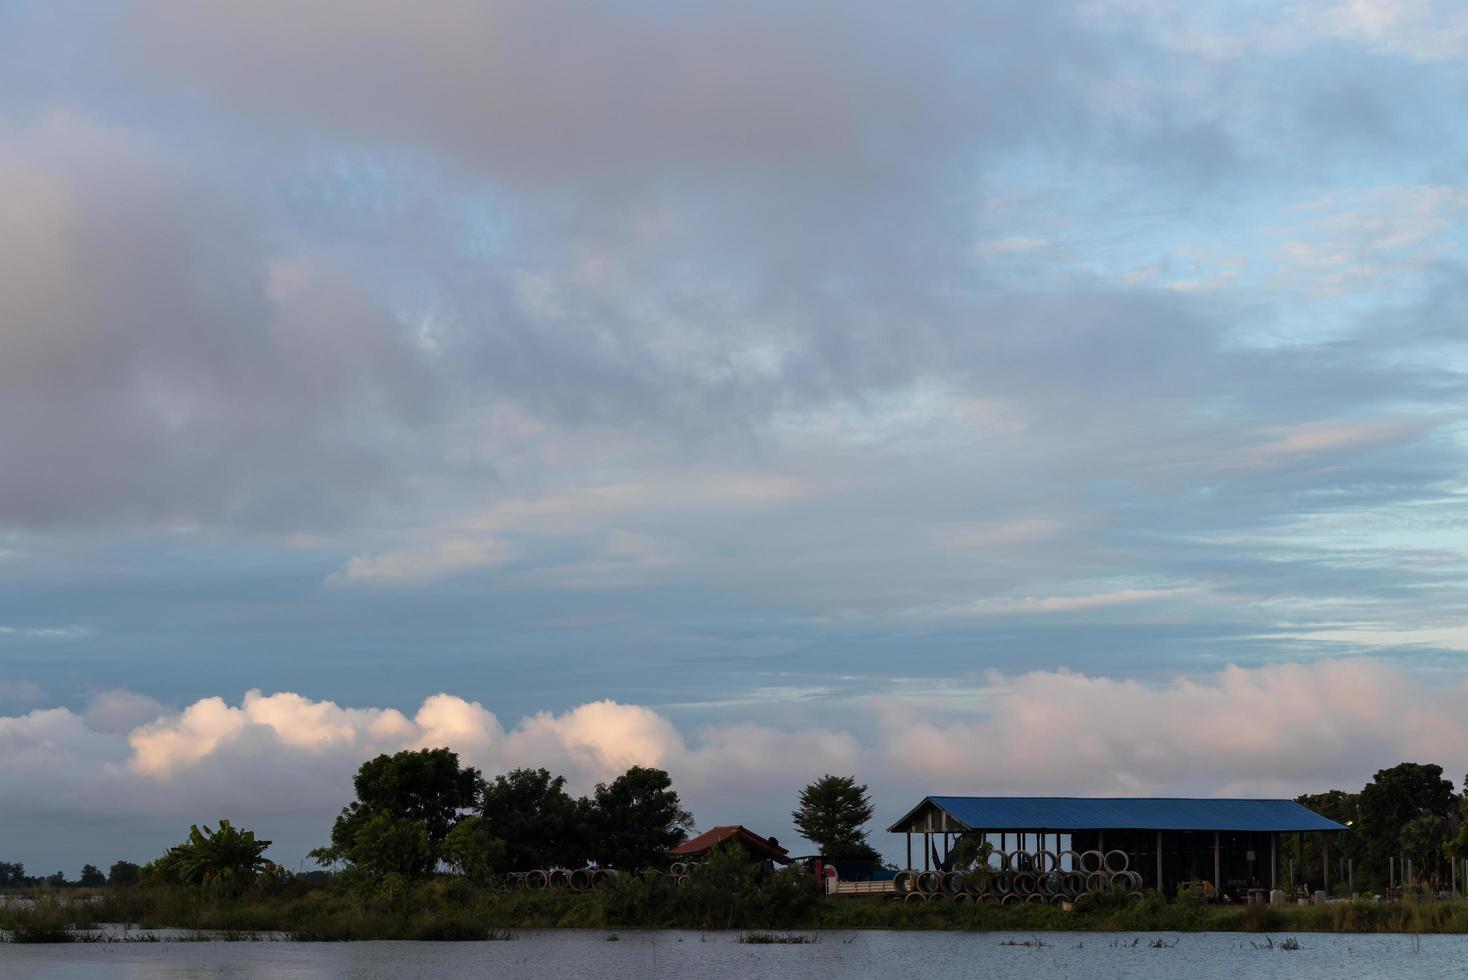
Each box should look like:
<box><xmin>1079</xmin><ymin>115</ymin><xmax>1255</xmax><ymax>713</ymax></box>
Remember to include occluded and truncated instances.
<box><xmin>1291</xmin><ymin>762</ymin><xmax>1468</xmax><ymax>893</ymax></box>
<box><xmin>0</xmin><ymin>755</ymin><xmax>907</xmax><ymax>893</ymax></box>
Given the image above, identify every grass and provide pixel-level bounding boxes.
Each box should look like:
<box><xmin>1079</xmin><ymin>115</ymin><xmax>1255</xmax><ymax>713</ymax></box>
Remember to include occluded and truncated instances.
<box><xmin>738</xmin><ymin>931</ymin><xmax>817</xmax><ymax>944</ymax></box>
<box><xmin>6</xmin><ymin>883</ymin><xmax>1468</xmax><ymax>941</ymax></box>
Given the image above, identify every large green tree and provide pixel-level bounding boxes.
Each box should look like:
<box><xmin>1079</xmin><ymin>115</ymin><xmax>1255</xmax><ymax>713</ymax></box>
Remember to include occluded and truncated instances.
<box><xmin>314</xmin><ymin>747</ymin><xmax>484</xmax><ymax>878</ymax></box>
<box><xmin>792</xmin><ymin>774</ymin><xmax>879</xmax><ymax>861</ymax></box>
<box><xmin>480</xmin><ymin>767</ymin><xmax>590</xmax><ymax>870</ymax></box>
<box><xmin>590</xmin><ymin>766</ymin><xmax>692</xmax><ymax>870</ymax></box>
<box><xmin>1356</xmin><ymin>762</ymin><xmax>1458</xmax><ymax>891</ymax></box>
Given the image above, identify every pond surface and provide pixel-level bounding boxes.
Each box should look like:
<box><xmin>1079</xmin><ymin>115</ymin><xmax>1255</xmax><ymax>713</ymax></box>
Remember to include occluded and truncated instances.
<box><xmin>2</xmin><ymin>929</ymin><xmax>1465</xmax><ymax>979</ymax></box>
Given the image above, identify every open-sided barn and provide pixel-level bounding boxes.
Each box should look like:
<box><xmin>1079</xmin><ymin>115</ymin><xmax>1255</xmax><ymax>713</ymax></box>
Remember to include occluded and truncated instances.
<box><xmin>888</xmin><ymin>797</ymin><xmax>1346</xmax><ymax>898</ymax></box>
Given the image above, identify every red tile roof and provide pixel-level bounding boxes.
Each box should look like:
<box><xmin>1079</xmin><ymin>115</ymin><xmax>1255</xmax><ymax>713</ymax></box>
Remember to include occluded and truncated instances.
<box><xmin>672</xmin><ymin>825</ymin><xmax>792</xmax><ymax>863</ymax></box>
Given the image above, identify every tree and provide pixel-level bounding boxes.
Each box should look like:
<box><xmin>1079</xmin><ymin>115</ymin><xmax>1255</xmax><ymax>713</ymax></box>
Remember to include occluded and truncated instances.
<box><xmin>480</xmin><ymin>768</ymin><xmax>590</xmax><ymax>870</ymax></box>
<box><xmin>78</xmin><ymin>864</ymin><xmax>106</xmax><ymax>887</ymax></box>
<box><xmin>314</xmin><ymin>747</ymin><xmax>482</xmax><ymax>878</ymax></box>
<box><xmin>1401</xmin><ymin>814</ymin><xmax>1449</xmax><ymax>889</ymax></box>
<box><xmin>152</xmin><ymin>821</ymin><xmax>272</xmax><ymax>892</ymax></box>
<box><xmin>792</xmin><ymin>774</ymin><xmax>879</xmax><ymax>861</ymax></box>
<box><xmin>441</xmin><ymin>816</ymin><xmax>507</xmax><ymax>884</ymax></box>
<box><xmin>335</xmin><ymin>813</ymin><xmax>434</xmax><ymax>878</ymax></box>
<box><xmin>1288</xmin><ymin>789</ymin><xmax>1360</xmax><ymax>886</ymax></box>
<box><xmin>0</xmin><ymin>862</ymin><xmax>23</xmax><ymax>887</ymax></box>
<box><xmin>1451</xmin><ymin>774</ymin><xmax>1468</xmax><ymax>863</ymax></box>
<box><xmin>590</xmin><ymin>766</ymin><xmax>692</xmax><ymax>870</ymax></box>
<box><xmin>1356</xmin><ymin>763</ymin><xmax>1459</xmax><ymax>891</ymax></box>
<box><xmin>108</xmin><ymin>861</ymin><xmax>142</xmax><ymax>888</ymax></box>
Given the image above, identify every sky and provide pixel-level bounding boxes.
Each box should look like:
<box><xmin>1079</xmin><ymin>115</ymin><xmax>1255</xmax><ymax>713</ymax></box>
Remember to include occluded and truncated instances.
<box><xmin>2</xmin><ymin>0</ymin><xmax>1468</xmax><ymax>874</ymax></box>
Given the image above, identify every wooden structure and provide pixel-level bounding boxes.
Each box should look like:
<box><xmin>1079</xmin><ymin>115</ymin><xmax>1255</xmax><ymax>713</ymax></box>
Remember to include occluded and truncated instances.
<box><xmin>887</xmin><ymin>797</ymin><xmax>1345</xmax><ymax>899</ymax></box>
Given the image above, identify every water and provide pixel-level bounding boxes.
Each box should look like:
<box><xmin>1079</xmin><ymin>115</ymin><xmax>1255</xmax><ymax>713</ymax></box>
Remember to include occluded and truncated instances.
<box><xmin>1</xmin><ymin>929</ymin><xmax>1465</xmax><ymax>979</ymax></box>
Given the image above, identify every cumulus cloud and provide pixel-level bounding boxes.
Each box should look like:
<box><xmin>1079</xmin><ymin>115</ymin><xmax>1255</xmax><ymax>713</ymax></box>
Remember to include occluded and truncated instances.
<box><xmin>2</xmin><ymin>659</ymin><xmax>1465</xmax><ymax>870</ymax></box>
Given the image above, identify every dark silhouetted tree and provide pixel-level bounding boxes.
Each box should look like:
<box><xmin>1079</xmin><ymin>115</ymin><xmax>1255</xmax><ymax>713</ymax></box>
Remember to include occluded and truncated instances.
<box><xmin>78</xmin><ymin>864</ymin><xmax>106</xmax><ymax>887</ymax></box>
<box><xmin>480</xmin><ymin>767</ymin><xmax>589</xmax><ymax>870</ymax></box>
<box><xmin>792</xmin><ymin>774</ymin><xmax>879</xmax><ymax>861</ymax></box>
<box><xmin>591</xmin><ymin>766</ymin><xmax>692</xmax><ymax>870</ymax></box>
<box><xmin>1357</xmin><ymin>763</ymin><xmax>1458</xmax><ymax>890</ymax></box>
<box><xmin>313</xmin><ymin>747</ymin><xmax>482</xmax><ymax>878</ymax></box>
<box><xmin>107</xmin><ymin>861</ymin><xmax>142</xmax><ymax>888</ymax></box>
<box><xmin>441</xmin><ymin>815</ymin><xmax>507</xmax><ymax>884</ymax></box>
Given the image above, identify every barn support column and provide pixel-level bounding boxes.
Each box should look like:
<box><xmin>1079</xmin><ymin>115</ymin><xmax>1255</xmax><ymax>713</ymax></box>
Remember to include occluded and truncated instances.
<box><xmin>1156</xmin><ymin>830</ymin><xmax>1163</xmax><ymax>897</ymax></box>
<box><xmin>1270</xmin><ymin>833</ymin><xmax>1277</xmax><ymax>892</ymax></box>
<box><xmin>1213</xmin><ymin>832</ymin><xmax>1220</xmax><ymax>896</ymax></box>
<box><xmin>1323</xmin><ymin>837</ymin><xmax>1329</xmax><ymax>894</ymax></box>
<box><xmin>906</xmin><ymin>834</ymin><xmax>912</xmax><ymax>870</ymax></box>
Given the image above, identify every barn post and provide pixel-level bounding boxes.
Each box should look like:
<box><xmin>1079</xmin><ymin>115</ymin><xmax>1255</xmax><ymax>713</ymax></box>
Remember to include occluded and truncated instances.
<box><xmin>1156</xmin><ymin>830</ymin><xmax>1163</xmax><ymax>897</ymax></box>
<box><xmin>1270</xmin><ymin>833</ymin><xmax>1277</xmax><ymax>892</ymax></box>
<box><xmin>1323</xmin><ymin>837</ymin><xmax>1329</xmax><ymax>894</ymax></box>
<box><xmin>906</xmin><ymin>833</ymin><xmax>912</xmax><ymax>870</ymax></box>
<box><xmin>1213</xmin><ymin>831</ymin><xmax>1220</xmax><ymax>896</ymax></box>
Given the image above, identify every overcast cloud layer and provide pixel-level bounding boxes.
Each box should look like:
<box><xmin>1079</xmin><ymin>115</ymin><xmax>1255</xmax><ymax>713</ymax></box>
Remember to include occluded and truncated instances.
<box><xmin>2</xmin><ymin>1</ymin><xmax>1468</xmax><ymax>868</ymax></box>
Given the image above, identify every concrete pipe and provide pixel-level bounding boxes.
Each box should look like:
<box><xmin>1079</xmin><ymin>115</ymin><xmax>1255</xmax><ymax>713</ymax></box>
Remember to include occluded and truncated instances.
<box><xmin>941</xmin><ymin>871</ymin><xmax>965</xmax><ymax>895</ymax></box>
<box><xmin>1085</xmin><ymin>872</ymin><xmax>1109</xmax><ymax>893</ymax></box>
<box><xmin>1062</xmin><ymin>850</ymin><xmax>1083</xmax><ymax>872</ymax></box>
<box><xmin>669</xmin><ymin>862</ymin><xmax>687</xmax><ymax>877</ymax></box>
<box><xmin>1009</xmin><ymin>851</ymin><xmax>1033</xmax><ymax>873</ymax></box>
<box><xmin>1128</xmin><ymin>891</ymin><xmax>1144</xmax><ymax>901</ymax></box>
<box><xmin>1049</xmin><ymin>894</ymin><xmax>1067</xmax><ymax>906</ymax></box>
<box><xmin>1039</xmin><ymin>850</ymin><xmax>1061</xmax><ymax>873</ymax></box>
<box><xmin>1121</xmin><ymin>870</ymin><xmax>1142</xmax><ymax>891</ymax></box>
<box><xmin>1063</xmin><ymin>872</ymin><xmax>1086</xmax><ymax>895</ymax></box>
<box><xmin>1103</xmin><ymin>850</ymin><xmax>1129</xmax><ymax>874</ymax></box>
<box><xmin>569</xmin><ymin>869</ymin><xmax>593</xmax><ymax>891</ymax></box>
<box><xmin>904</xmin><ymin>891</ymin><xmax>927</xmax><ymax>903</ymax></box>
<box><xmin>1079</xmin><ymin>850</ymin><xmax>1104</xmax><ymax>874</ymax></box>
<box><xmin>1040</xmin><ymin>872</ymin><xmax>1062</xmax><ymax>895</ymax></box>
<box><xmin>894</xmin><ymin>870</ymin><xmax>919</xmax><ymax>894</ymax></box>
<box><xmin>991</xmin><ymin>871</ymin><xmax>1013</xmax><ymax>894</ymax></box>
<box><xmin>987</xmin><ymin>850</ymin><xmax>1008</xmax><ymax>872</ymax></box>
<box><xmin>963</xmin><ymin>871</ymin><xmax>987</xmax><ymax>895</ymax></box>
<box><xmin>951</xmin><ymin>893</ymin><xmax>971</xmax><ymax>903</ymax></box>
<box><xmin>503</xmin><ymin>873</ymin><xmax>525</xmax><ymax>890</ymax></box>
<box><xmin>1013</xmin><ymin>872</ymin><xmax>1037</xmax><ymax>895</ymax></box>
<box><xmin>549</xmin><ymin>868</ymin><xmax>571</xmax><ymax>889</ymax></box>
<box><xmin>1025</xmin><ymin>893</ymin><xmax>1045</xmax><ymax>904</ymax></box>
<box><xmin>591</xmin><ymin>869</ymin><xmax>619</xmax><ymax>889</ymax></box>
<box><xmin>526</xmin><ymin>870</ymin><xmax>549</xmax><ymax>890</ymax></box>
<box><xmin>917</xmin><ymin>870</ymin><xmax>943</xmax><ymax>894</ymax></box>
<box><xmin>674</xmin><ymin>874</ymin><xmax>691</xmax><ymax>888</ymax></box>
<box><xmin>1000</xmin><ymin>893</ymin><xmax>1020</xmax><ymax>906</ymax></box>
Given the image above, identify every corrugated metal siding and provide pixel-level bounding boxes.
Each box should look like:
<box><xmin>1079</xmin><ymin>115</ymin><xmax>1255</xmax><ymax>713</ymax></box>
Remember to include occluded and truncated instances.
<box><xmin>889</xmin><ymin>797</ymin><xmax>1344</xmax><ymax>833</ymax></box>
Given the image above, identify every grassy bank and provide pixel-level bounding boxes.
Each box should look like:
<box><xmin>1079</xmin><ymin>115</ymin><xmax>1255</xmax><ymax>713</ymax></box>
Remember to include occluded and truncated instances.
<box><xmin>6</xmin><ymin>884</ymin><xmax>1468</xmax><ymax>941</ymax></box>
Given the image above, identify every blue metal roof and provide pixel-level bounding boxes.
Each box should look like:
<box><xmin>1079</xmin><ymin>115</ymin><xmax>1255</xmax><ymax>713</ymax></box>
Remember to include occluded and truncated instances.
<box><xmin>889</xmin><ymin>797</ymin><xmax>1345</xmax><ymax>833</ymax></box>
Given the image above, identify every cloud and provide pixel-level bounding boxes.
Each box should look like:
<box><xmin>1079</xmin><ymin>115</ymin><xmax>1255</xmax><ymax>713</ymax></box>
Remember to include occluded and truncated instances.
<box><xmin>2</xmin><ymin>659</ymin><xmax>1465</xmax><ymax>870</ymax></box>
<box><xmin>0</xmin><ymin>112</ymin><xmax>437</xmax><ymax>530</ymax></box>
<box><xmin>328</xmin><ymin>538</ymin><xmax>513</xmax><ymax>586</ymax></box>
<box><xmin>1307</xmin><ymin>0</ymin><xmax>1468</xmax><ymax>62</ymax></box>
